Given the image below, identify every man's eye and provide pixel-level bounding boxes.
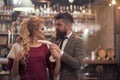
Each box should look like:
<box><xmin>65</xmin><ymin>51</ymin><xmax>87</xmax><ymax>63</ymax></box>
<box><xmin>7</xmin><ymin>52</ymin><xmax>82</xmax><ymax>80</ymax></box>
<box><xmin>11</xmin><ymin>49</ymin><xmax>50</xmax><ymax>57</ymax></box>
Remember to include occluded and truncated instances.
<box><xmin>56</xmin><ymin>23</ymin><xmax>62</xmax><ymax>26</ymax></box>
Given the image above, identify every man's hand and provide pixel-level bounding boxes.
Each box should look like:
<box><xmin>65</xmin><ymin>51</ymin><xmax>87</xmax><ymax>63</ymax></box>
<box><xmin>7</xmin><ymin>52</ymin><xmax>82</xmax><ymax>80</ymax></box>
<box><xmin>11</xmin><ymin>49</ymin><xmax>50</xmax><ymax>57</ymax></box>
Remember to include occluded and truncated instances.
<box><xmin>50</xmin><ymin>43</ymin><xmax>61</xmax><ymax>60</ymax></box>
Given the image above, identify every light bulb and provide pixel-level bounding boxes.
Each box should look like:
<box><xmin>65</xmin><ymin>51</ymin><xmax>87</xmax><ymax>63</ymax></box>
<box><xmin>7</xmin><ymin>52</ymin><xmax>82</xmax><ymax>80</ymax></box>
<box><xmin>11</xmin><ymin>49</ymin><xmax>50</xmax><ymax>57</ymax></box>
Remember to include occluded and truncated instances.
<box><xmin>84</xmin><ymin>28</ymin><xmax>89</xmax><ymax>35</ymax></box>
<box><xmin>111</xmin><ymin>0</ymin><xmax>116</xmax><ymax>5</ymax></box>
<box><xmin>69</xmin><ymin>0</ymin><xmax>74</xmax><ymax>3</ymax></box>
<box><xmin>109</xmin><ymin>3</ymin><xmax>112</xmax><ymax>6</ymax></box>
<box><xmin>118</xmin><ymin>7</ymin><xmax>120</xmax><ymax>9</ymax></box>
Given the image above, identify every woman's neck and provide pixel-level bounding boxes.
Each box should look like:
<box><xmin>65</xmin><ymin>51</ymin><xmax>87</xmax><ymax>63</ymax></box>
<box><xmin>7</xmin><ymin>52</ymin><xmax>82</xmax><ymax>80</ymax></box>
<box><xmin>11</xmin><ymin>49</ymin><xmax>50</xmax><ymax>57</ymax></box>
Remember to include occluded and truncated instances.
<box><xmin>31</xmin><ymin>38</ymin><xmax>42</xmax><ymax>47</ymax></box>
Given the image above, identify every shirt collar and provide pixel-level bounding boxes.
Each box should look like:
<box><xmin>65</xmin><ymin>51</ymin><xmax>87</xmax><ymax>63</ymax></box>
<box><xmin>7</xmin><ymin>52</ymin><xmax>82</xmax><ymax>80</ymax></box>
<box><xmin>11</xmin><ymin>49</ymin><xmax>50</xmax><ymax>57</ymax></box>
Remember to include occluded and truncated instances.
<box><xmin>66</xmin><ymin>32</ymin><xmax>72</xmax><ymax>39</ymax></box>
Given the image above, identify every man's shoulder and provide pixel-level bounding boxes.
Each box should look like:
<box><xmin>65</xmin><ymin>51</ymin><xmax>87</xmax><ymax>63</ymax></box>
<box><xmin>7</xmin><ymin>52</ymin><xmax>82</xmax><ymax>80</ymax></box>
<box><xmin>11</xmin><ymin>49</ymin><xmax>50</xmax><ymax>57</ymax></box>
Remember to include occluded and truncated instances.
<box><xmin>72</xmin><ymin>33</ymin><xmax>84</xmax><ymax>43</ymax></box>
<box><xmin>72</xmin><ymin>33</ymin><xmax>82</xmax><ymax>39</ymax></box>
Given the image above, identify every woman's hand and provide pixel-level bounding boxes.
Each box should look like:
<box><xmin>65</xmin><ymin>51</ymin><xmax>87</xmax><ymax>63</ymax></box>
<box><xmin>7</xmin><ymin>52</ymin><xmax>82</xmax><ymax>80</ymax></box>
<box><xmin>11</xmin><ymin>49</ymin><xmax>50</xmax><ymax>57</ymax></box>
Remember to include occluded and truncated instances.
<box><xmin>14</xmin><ymin>50</ymin><xmax>25</xmax><ymax>62</ymax></box>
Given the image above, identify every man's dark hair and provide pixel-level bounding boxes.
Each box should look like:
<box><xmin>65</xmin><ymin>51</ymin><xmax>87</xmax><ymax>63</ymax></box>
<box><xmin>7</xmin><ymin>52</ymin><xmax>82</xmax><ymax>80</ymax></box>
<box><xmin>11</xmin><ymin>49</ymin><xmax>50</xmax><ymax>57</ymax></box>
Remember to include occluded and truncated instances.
<box><xmin>54</xmin><ymin>12</ymin><xmax>74</xmax><ymax>24</ymax></box>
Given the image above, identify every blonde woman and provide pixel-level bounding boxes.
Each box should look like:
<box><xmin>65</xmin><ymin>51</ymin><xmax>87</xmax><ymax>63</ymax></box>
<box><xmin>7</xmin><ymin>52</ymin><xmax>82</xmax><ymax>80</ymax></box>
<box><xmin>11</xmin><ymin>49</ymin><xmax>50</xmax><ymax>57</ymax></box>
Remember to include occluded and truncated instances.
<box><xmin>7</xmin><ymin>16</ymin><xmax>61</xmax><ymax>80</ymax></box>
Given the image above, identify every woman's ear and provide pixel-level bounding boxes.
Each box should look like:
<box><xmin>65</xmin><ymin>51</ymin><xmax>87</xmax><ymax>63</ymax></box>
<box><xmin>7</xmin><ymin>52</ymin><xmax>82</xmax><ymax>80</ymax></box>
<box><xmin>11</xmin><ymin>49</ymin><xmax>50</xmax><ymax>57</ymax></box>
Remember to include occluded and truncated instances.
<box><xmin>33</xmin><ymin>29</ymin><xmax>37</xmax><ymax>35</ymax></box>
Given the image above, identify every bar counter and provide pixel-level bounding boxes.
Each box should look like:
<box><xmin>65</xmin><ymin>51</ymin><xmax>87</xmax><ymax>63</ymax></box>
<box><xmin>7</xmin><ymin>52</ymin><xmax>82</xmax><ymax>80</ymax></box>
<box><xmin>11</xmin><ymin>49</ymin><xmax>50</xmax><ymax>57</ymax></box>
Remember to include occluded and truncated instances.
<box><xmin>81</xmin><ymin>60</ymin><xmax>119</xmax><ymax>80</ymax></box>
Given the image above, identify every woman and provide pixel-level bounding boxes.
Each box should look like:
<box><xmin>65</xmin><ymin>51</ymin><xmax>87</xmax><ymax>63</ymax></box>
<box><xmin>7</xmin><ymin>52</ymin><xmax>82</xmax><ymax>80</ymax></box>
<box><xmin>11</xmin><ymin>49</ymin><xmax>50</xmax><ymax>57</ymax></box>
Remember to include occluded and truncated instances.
<box><xmin>7</xmin><ymin>16</ymin><xmax>61</xmax><ymax>80</ymax></box>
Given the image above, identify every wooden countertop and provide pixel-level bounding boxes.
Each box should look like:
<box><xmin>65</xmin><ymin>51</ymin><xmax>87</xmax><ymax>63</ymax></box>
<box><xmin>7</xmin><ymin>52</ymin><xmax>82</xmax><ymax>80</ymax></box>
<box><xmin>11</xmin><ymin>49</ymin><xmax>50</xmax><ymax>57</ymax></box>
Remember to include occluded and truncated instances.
<box><xmin>0</xmin><ymin>57</ymin><xmax>118</xmax><ymax>64</ymax></box>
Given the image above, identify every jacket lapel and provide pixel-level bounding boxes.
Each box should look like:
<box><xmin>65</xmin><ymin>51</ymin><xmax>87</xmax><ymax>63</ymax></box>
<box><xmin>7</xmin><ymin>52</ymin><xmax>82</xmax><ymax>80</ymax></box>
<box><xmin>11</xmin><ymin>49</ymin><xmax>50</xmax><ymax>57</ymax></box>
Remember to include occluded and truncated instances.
<box><xmin>64</xmin><ymin>34</ymin><xmax>75</xmax><ymax>52</ymax></box>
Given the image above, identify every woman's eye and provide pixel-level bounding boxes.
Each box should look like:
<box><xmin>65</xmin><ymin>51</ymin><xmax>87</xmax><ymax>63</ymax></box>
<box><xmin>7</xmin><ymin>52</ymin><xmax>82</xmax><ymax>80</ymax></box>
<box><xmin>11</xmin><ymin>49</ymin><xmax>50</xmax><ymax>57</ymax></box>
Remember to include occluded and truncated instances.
<box><xmin>41</xmin><ymin>28</ymin><xmax>44</xmax><ymax>30</ymax></box>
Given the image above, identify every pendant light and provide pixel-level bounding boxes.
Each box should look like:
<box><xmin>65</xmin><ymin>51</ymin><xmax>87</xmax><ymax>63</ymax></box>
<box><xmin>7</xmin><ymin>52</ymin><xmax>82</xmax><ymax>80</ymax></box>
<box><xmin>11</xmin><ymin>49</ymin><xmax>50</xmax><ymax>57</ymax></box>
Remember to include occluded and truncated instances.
<box><xmin>37</xmin><ymin>0</ymin><xmax>49</xmax><ymax>3</ymax></box>
<box><xmin>69</xmin><ymin>0</ymin><xmax>74</xmax><ymax>3</ymax></box>
<box><xmin>111</xmin><ymin>0</ymin><xmax>116</xmax><ymax>5</ymax></box>
<box><xmin>13</xmin><ymin>0</ymin><xmax>34</xmax><ymax>12</ymax></box>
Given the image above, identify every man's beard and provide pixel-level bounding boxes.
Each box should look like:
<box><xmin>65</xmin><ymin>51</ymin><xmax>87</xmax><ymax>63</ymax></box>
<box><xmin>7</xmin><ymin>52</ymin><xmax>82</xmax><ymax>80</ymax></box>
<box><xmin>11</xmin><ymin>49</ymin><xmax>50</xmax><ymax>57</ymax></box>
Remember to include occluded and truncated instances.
<box><xmin>56</xmin><ymin>29</ymin><xmax>67</xmax><ymax>40</ymax></box>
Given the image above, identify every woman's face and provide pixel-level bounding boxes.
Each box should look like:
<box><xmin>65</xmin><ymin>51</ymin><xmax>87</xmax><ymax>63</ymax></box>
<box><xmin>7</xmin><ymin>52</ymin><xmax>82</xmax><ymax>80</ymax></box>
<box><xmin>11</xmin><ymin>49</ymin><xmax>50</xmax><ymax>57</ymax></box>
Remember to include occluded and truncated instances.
<box><xmin>34</xmin><ymin>24</ymin><xmax>45</xmax><ymax>40</ymax></box>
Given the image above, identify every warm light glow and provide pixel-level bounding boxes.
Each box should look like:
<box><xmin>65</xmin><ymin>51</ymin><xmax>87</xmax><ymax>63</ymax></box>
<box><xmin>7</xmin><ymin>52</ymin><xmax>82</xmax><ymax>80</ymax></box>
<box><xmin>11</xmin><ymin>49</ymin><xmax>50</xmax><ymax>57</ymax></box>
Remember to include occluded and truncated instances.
<box><xmin>38</xmin><ymin>0</ymin><xmax>48</xmax><ymax>2</ymax></box>
<box><xmin>118</xmin><ymin>7</ymin><xmax>120</xmax><ymax>9</ymax></box>
<box><xmin>69</xmin><ymin>0</ymin><xmax>74</xmax><ymax>3</ymax></box>
<box><xmin>111</xmin><ymin>0</ymin><xmax>116</xmax><ymax>5</ymax></box>
<box><xmin>84</xmin><ymin>28</ymin><xmax>89</xmax><ymax>35</ymax></box>
<box><xmin>109</xmin><ymin>3</ymin><xmax>112</xmax><ymax>6</ymax></box>
<box><xmin>82</xmin><ymin>9</ymin><xmax>86</xmax><ymax>14</ymax></box>
<box><xmin>13</xmin><ymin>7</ymin><xmax>35</xmax><ymax>12</ymax></box>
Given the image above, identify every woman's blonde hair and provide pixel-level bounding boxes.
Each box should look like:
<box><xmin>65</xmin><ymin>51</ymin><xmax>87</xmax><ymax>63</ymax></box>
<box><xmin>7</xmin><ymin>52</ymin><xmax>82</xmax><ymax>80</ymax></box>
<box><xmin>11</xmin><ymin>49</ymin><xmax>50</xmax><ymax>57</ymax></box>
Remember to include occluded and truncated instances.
<box><xmin>20</xmin><ymin>16</ymin><xmax>44</xmax><ymax>65</ymax></box>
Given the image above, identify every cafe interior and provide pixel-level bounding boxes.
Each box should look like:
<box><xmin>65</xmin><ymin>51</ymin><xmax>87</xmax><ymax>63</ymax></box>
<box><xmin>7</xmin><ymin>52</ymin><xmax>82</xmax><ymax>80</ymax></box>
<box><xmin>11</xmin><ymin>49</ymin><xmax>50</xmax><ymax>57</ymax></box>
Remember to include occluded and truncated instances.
<box><xmin>0</xmin><ymin>0</ymin><xmax>120</xmax><ymax>80</ymax></box>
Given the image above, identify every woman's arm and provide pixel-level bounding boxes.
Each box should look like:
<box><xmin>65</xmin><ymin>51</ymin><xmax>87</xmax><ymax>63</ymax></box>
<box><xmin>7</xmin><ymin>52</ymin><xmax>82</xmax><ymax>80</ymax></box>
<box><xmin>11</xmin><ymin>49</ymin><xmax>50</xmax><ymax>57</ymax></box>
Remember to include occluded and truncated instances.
<box><xmin>53</xmin><ymin>58</ymin><xmax>61</xmax><ymax>78</ymax></box>
<box><xmin>11</xmin><ymin>60</ymin><xmax>19</xmax><ymax>78</ymax></box>
<box><xmin>49</xmin><ymin>44</ymin><xmax>61</xmax><ymax>78</ymax></box>
<box><xmin>11</xmin><ymin>50</ymin><xmax>25</xmax><ymax>78</ymax></box>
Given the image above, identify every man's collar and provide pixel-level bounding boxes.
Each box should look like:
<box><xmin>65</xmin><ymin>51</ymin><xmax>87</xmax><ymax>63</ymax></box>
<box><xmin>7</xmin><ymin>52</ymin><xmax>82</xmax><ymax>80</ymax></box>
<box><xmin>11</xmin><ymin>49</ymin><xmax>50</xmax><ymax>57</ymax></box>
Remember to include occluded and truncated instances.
<box><xmin>66</xmin><ymin>32</ymin><xmax>72</xmax><ymax>39</ymax></box>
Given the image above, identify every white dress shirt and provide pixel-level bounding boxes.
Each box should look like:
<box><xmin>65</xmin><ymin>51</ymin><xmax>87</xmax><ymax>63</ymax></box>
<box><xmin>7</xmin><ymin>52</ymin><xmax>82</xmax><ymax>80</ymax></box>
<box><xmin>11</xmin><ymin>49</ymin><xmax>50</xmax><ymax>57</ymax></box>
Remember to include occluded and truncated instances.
<box><xmin>59</xmin><ymin>32</ymin><xmax>72</xmax><ymax>55</ymax></box>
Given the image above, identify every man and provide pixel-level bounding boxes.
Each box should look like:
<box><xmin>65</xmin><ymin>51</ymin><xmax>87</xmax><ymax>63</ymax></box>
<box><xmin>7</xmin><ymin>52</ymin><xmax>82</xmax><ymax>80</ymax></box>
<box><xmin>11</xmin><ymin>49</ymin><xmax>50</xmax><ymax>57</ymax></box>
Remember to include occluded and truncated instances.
<box><xmin>50</xmin><ymin>12</ymin><xmax>85</xmax><ymax>80</ymax></box>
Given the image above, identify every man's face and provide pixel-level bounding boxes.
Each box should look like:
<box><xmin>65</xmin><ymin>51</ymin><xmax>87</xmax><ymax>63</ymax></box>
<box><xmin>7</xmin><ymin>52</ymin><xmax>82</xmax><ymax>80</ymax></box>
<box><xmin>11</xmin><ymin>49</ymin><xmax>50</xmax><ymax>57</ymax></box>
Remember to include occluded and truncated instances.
<box><xmin>55</xmin><ymin>19</ymin><xmax>67</xmax><ymax>39</ymax></box>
